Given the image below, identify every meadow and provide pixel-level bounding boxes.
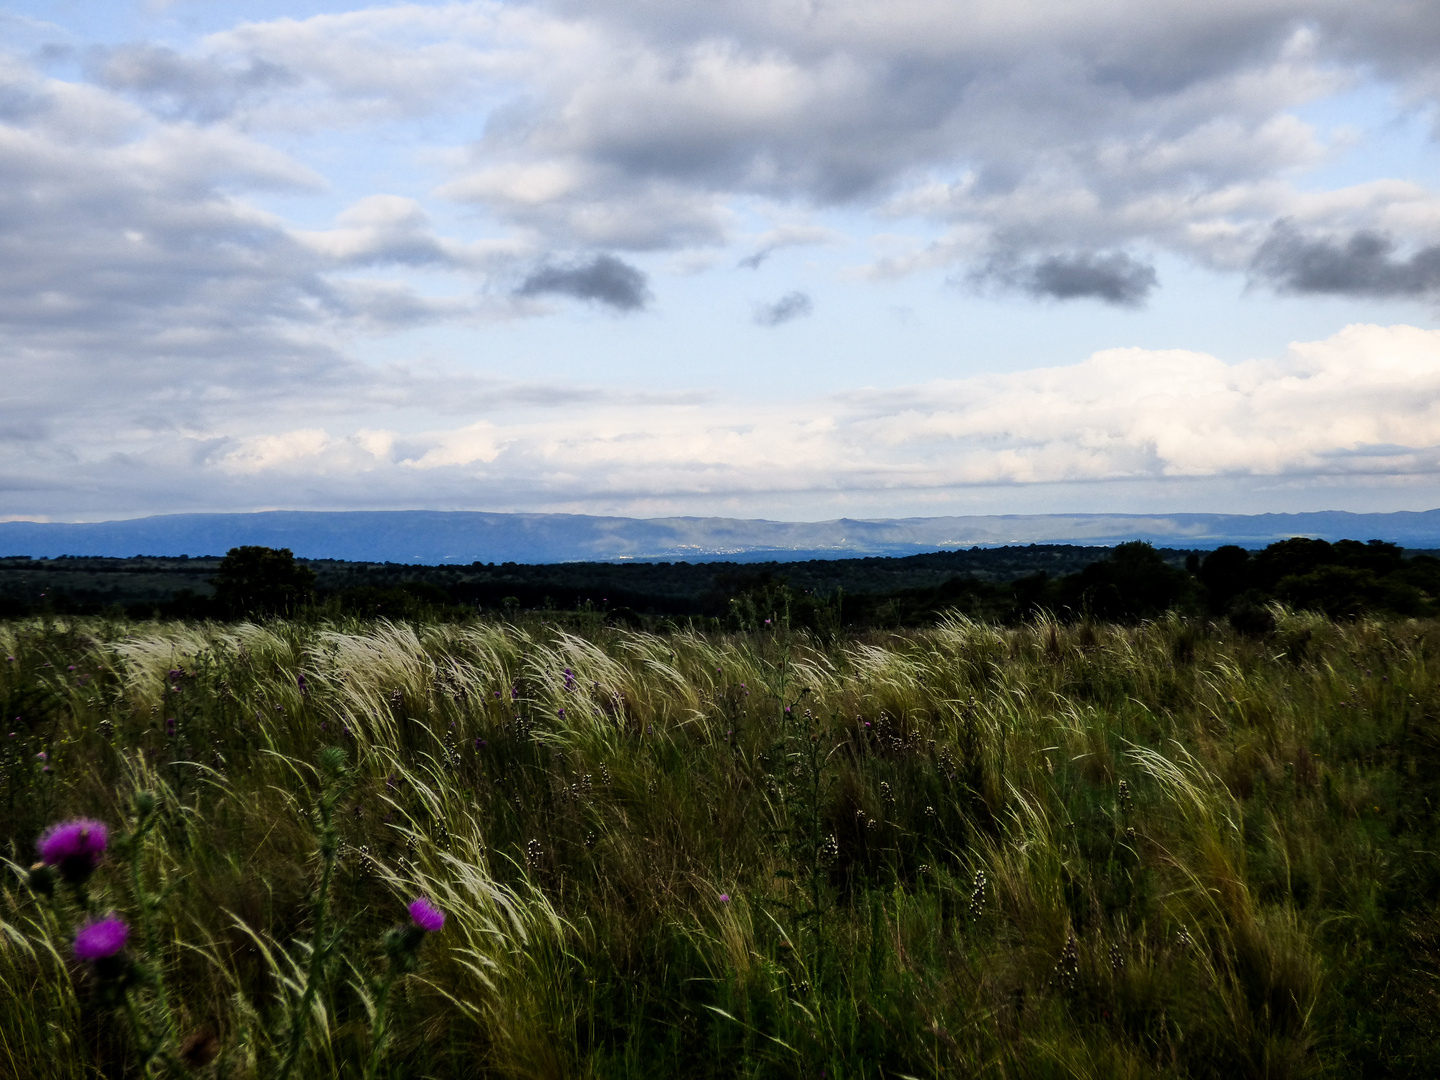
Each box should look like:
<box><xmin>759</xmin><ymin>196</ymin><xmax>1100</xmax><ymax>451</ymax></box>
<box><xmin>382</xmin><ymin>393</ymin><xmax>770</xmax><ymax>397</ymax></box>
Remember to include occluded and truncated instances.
<box><xmin>1</xmin><ymin>608</ymin><xmax>1436</xmax><ymax>1078</ymax></box>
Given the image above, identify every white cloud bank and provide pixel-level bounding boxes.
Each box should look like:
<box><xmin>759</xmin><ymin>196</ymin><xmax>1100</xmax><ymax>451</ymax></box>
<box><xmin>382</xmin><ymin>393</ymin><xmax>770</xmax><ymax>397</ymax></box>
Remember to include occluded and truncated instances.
<box><xmin>216</xmin><ymin>323</ymin><xmax>1440</xmax><ymax>486</ymax></box>
<box><xmin>6</xmin><ymin>324</ymin><xmax>1440</xmax><ymax>519</ymax></box>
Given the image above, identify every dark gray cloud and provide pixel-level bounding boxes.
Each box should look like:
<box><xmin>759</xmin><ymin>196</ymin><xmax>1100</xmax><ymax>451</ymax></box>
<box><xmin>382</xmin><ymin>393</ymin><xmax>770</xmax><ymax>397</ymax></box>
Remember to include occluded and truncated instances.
<box><xmin>1026</xmin><ymin>253</ymin><xmax>1158</xmax><ymax>306</ymax></box>
<box><xmin>737</xmin><ymin>249</ymin><xmax>770</xmax><ymax>270</ymax></box>
<box><xmin>1250</xmin><ymin>225</ymin><xmax>1440</xmax><ymax>297</ymax></box>
<box><xmin>517</xmin><ymin>254</ymin><xmax>651</xmax><ymax>311</ymax></box>
<box><xmin>754</xmin><ymin>291</ymin><xmax>814</xmax><ymax>326</ymax></box>
<box><xmin>974</xmin><ymin>252</ymin><xmax>1158</xmax><ymax>306</ymax></box>
<box><xmin>88</xmin><ymin>44</ymin><xmax>296</xmax><ymax>123</ymax></box>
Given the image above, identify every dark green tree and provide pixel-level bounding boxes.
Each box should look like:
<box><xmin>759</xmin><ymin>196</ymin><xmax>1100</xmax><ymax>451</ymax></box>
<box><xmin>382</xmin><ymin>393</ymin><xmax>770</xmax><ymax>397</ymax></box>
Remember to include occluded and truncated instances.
<box><xmin>1060</xmin><ymin>541</ymin><xmax>1191</xmax><ymax>621</ymax></box>
<box><xmin>212</xmin><ymin>546</ymin><xmax>316</xmax><ymax>618</ymax></box>
<box><xmin>1199</xmin><ymin>544</ymin><xmax>1252</xmax><ymax>613</ymax></box>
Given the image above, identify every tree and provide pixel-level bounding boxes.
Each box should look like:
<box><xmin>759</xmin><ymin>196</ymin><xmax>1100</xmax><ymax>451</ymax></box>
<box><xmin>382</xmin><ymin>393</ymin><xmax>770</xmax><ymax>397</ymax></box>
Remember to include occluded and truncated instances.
<box><xmin>1199</xmin><ymin>544</ymin><xmax>1252</xmax><ymax>613</ymax></box>
<box><xmin>212</xmin><ymin>546</ymin><xmax>316</xmax><ymax>618</ymax></box>
<box><xmin>1060</xmin><ymin>541</ymin><xmax>1191</xmax><ymax>621</ymax></box>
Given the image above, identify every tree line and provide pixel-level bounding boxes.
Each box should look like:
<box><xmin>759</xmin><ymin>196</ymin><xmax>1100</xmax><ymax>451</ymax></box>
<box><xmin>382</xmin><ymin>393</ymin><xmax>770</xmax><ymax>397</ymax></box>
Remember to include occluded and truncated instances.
<box><xmin>4</xmin><ymin>537</ymin><xmax>1435</xmax><ymax>629</ymax></box>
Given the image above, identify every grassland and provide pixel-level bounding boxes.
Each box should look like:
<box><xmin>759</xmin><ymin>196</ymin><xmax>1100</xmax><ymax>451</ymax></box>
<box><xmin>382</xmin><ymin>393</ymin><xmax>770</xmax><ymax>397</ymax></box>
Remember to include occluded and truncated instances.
<box><xmin>2</xmin><ymin>609</ymin><xmax>1437</xmax><ymax>1078</ymax></box>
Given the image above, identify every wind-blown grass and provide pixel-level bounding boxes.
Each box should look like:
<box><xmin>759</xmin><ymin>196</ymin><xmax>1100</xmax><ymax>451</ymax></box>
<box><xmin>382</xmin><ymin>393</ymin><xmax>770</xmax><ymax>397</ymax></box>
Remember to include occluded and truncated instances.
<box><xmin>1</xmin><ymin>610</ymin><xmax>1437</xmax><ymax>1077</ymax></box>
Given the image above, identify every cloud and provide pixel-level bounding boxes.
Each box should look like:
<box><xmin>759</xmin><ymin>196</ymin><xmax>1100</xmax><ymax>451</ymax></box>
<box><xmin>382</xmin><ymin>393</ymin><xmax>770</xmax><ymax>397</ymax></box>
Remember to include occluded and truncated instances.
<box><xmin>296</xmin><ymin>195</ymin><xmax>450</xmax><ymax>267</ymax></box>
<box><xmin>1027</xmin><ymin>253</ymin><xmax>1158</xmax><ymax>306</ymax></box>
<box><xmin>427</xmin><ymin>1</ymin><xmax>1406</xmax><ymax>269</ymax></box>
<box><xmin>737</xmin><ymin>224</ymin><xmax>838</xmax><ymax>269</ymax></box>
<box><xmin>517</xmin><ymin>254</ymin><xmax>651</xmax><ymax>311</ymax></box>
<box><xmin>753</xmin><ymin>291</ymin><xmax>814</xmax><ymax>326</ymax></box>
<box><xmin>12</xmin><ymin>323</ymin><xmax>1440</xmax><ymax>519</ymax></box>
<box><xmin>48</xmin><ymin>2</ymin><xmax>1440</xmax><ymax>285</ymax></box>
<box><xmin>1250</xmin><ymin>223</ymin><xmax>1440</xmax><ymax>297</ymax></box>
<box><xmin>974</xmin><ymin>251</ymin><xmax>1158</xmax><ymax>306</ymax></box>
<box><xmin>17</xmin><ymin>4</ymin><xmax>1440</xmax><ymax>523</ymax></box>
<box><xmin>88</xmin><ymin>43</ymin><xmax>297</xmax><ymax>122</ymax></box>
<box><xmin>0</xmin><ymin>53</ymin><xmax>521</xmax><ymax>483</ymax></box>
<box><xmin>0</xmin><ymin>65</ymin><xmax>341</xmax><ymax>414</ymax></box>
<box><xmin>440</xmin><ymin>163</ymin><xmax>731</xmax><ymax>250</ymax></box>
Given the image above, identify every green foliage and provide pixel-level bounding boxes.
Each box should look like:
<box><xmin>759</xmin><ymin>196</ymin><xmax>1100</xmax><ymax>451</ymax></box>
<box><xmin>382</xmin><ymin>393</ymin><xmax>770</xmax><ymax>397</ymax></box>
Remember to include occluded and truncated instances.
<box><xmin>212</xmin><ymin>546</ymin><xmax>317</xmax><ymax>618</ymax></box>
<box><xmin>1</xmin><ymin>611</ymin><xmax>1439</xmax><ymax>1077</ymax></box>
<box><xmin>1202</xmin><ymin>538</ymin><xmax>1440</xmax><ymax>621</ymax></box>
<box><xmin>1051</xmin><ymin>540</ymin><xmax>1196</xmax><ymax>621</ymax></box>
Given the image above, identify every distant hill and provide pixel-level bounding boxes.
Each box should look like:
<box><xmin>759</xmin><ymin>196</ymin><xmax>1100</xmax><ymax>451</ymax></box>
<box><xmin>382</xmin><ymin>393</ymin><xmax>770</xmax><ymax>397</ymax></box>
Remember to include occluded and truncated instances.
<box><xmin>3</xmin><ymin>509</ymin><xmax>1440</xmax><ymax>563</ymax></box>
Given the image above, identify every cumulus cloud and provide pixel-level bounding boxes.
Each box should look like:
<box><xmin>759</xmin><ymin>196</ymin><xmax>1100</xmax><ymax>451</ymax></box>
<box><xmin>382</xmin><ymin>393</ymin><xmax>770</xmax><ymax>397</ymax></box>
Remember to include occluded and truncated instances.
<box><xmin>516</xmin><ymin>254</ymin><xmax>651</xmax><ymax>311</ymax></box>
<box><xmin>423</xmin><ymin>0</ymin><xmax>1435</xmax><ymax>276</ymax></box>
<box><xmin>50</xmin><ymin>1</ymin><xmax>1440</xmax><ymax>284</ymax></box>
<box><xmin>753</xmin><ymin>291</ymin><xmax>814</xmax><ymax>326</ymax></box>
<box><xmin>1250</xmin><ymin>223</ymin><xmax>1440</xmax><ymax>297</ymax></box>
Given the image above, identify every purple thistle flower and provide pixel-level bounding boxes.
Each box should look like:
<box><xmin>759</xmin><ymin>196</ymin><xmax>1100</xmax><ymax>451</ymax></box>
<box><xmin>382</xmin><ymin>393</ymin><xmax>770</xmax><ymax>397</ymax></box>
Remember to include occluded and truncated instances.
<box><xmin>408</xmin><ymin>897</ymin><xmax>445</xmax><ymax>933</ymax></box>
<box><xmin>718</xmin><ymin>893</ymin><xmax>730</xmax><ymax>904</ymax></box>
<box><xmin>37</xmin><ymin>818</ymin><xmax>108</xmax><ymax>882</ymax></box>
<box><xmin>297</xmin><ymin>672</ymin><xmax>308</xmax><ymax>694</ymax></box>
<box><xmin>73</xmin><ymin>916</ymin><xmax>128</xmax><ymax>961</ymax></box>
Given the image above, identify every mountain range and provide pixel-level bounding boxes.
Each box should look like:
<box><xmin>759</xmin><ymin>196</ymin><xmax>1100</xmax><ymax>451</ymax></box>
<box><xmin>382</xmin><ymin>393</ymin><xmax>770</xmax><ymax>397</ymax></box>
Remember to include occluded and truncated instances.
<box><xmin>4</xmin><ymin>509</ymin><xmax>1440</xmax><ymax>564</ymax></box>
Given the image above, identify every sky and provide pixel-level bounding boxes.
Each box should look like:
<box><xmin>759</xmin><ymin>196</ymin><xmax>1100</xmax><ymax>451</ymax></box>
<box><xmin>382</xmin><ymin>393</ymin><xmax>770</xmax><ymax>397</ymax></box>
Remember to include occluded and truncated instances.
<box><xmin>4</xmin><ymin>0</ymin><xmax>1440</xmax><ymax>523</ymax></box>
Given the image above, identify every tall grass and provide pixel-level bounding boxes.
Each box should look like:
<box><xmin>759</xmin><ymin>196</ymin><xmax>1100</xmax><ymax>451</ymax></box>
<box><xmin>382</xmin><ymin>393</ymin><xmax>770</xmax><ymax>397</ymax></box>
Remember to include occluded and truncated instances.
<box><xmin>1</xmin><ymin>609</ymin><xmax>1437</xmax><ymax>1077</ymax></box>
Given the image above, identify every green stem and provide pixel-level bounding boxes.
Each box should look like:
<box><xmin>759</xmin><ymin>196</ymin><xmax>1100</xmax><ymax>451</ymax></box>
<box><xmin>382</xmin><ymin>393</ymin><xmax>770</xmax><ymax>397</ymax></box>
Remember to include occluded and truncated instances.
<box><xmin>129</xmin><ymin>813</ymin><xmax>177</xmax><ymax>1050</ymax></box>
<box><xmin>361</xmin><ymin>972</ymin><xmax>397</xmax><ymax>1080</ymax></box>
<box><xmin>121</xmin><ymin>989</ymin><xmax>156</xmax><ymax>1072</ymax></box>
<box><xmin>276</xmin><ymin>793</ymin><xmax>339</xmax><ymax>1080</ymax></box>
